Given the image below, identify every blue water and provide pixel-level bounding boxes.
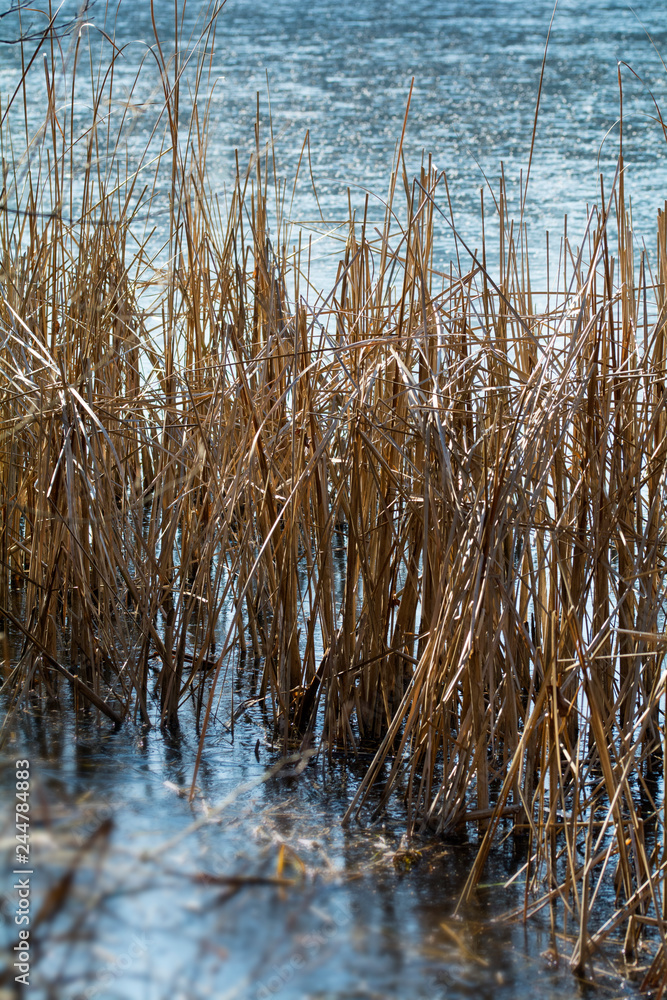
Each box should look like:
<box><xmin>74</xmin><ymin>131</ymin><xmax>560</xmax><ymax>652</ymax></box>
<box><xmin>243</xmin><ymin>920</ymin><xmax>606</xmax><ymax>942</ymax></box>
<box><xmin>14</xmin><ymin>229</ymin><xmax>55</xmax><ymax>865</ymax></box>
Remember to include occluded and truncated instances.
<box><xmin>201</xmin><ymin>0</ymin><xmax>667</xmax><ymax>249</ymax></box>
<box><xmin>2</xmin><ymin>0</ymin><xmax>667</xmax><ymax>285</ymax></box>
<box><xmin>0</xmin><ymin>707</ymin><xmax>642</xmax><ymax>999</ymax></box>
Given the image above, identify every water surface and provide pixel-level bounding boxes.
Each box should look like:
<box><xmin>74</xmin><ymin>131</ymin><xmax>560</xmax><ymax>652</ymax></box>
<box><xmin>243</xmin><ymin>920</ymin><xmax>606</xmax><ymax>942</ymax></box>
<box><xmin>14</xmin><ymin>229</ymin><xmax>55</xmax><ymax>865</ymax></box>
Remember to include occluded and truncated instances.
<box><xmin>0</xmin><ymin>703</ymin><xmax>643</xmax><ymax>999</ymax></box>
<box><xmin>2</xmin><ymin>0</ymin><xmax>667</xmax><ymax>285</ymax></box>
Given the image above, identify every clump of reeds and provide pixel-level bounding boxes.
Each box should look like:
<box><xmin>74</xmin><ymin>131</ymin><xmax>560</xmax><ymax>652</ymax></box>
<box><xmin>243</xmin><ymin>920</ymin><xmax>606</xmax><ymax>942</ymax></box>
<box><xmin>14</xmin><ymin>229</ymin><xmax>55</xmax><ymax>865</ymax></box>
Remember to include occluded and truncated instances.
<box><xmin>3</xmin><ymin>1</ymin><xmax>667</xmax><ymax>988</ymax></box>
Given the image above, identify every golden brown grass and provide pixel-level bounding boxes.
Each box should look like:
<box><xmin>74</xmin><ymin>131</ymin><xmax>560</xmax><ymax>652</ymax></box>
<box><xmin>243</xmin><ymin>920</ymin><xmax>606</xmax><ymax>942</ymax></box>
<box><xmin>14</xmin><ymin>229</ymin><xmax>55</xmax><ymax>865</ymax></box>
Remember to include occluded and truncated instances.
<box><xmin>2</xmin><ymin>1</ymin><xmax>667</xmax><ymax>987</ymax></box>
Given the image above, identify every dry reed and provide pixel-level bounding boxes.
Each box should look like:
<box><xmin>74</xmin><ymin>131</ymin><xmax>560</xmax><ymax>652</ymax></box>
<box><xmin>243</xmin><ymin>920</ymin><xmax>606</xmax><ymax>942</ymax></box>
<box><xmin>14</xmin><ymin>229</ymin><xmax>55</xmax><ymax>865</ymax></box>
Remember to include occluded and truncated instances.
<box><xmin>2</xmin><ymin>1</ymin><xmax>667</xmax><ymax>987</ymax></box>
